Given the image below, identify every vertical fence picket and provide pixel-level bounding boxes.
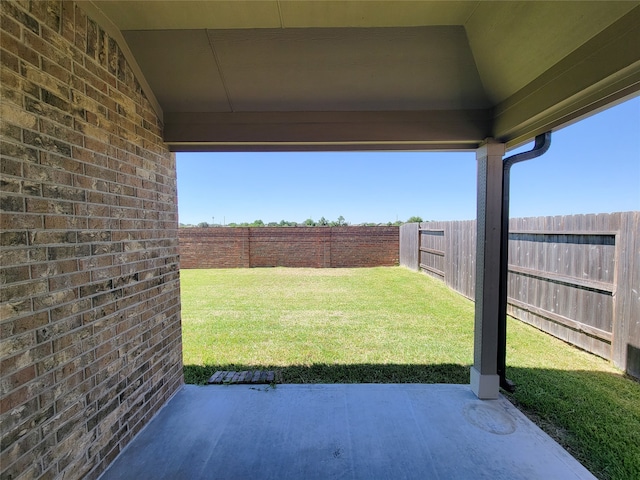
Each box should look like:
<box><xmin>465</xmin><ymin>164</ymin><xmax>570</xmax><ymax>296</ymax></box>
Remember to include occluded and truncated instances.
<box><xmin>400</xmin><ymin>212</ymin><xmax>639</xmax><ymax>378</ymax></box>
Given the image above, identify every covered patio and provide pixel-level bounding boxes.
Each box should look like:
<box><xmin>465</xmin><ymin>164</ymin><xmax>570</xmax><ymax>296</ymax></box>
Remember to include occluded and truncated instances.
<box><xmin>86</xmin><ymin>0</ymin><xmax>640</xmax><ymax>399</ymax></box>
<box><xmin>1</xmin><ymin>1</ymin><xmax>638</xmax><ymax>479</ymax></box>
<box><xmin>101</xmin><ymin>384</ymin><xmax>595</xmax><ymax>480</ymax></box>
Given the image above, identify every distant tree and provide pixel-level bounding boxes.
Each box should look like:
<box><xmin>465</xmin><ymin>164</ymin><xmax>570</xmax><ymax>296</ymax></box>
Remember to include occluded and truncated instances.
<box><xmin>303</xmin><ymin>218</ymin><xmax>315</xmax><ymax>226</ymax></box>
<box><xmin>406</xmin><ymin>216</ymin><xmax>423</xmax><ymax>223</ymax></box>
<box><xmin>197</xmin><ymin>222</ymin><xmax>210</xmax><ymax>228</ymax></box>
<box><xmin>251</xmin><ymin>219</ymin><xmax>265</xmax><ymax>227</ymax></box>
<box><xmin>278</xmin><ymin>220</ymin><xmax>297</xmax><ymax>227</ymax></box>
<box><xmin>228</xmin><ymin>223</ymin><xmax>238</xmax><ymax>227</ymax></box>
<box><xmin>329</xmin><ymin>216</ymin><xmax>346</xmax><ymax>226</ymax></box>
<box><xmin>317</xmin><ymin>216</ymin><xmax>329</xmax><ymax>226</ymax></box>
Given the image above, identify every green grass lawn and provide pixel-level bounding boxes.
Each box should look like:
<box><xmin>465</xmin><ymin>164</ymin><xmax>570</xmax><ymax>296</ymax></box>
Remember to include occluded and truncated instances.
<box><xmin>181</xmin><ymin>267</ymin><xmax>640</xmax><ymax>480</ymax></box>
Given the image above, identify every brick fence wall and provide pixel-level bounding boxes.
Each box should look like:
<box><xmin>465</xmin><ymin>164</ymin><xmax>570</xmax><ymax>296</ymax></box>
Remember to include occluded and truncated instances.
<box><xmin>1</xmin><ymin>2</ymin><xmax>183</xmax><ymax>479</ymax></box>
<box><xmin>179</xmin><ymin>226</ymin><xmax>400</xmax><ymax>268</ymax></box>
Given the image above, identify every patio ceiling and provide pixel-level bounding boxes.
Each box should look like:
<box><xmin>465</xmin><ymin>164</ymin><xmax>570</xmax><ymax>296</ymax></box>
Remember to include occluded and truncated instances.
<box><xmin>85</xmin><ymin>1</ymin><xmax>640</xmax><ymax>151</ymax></box>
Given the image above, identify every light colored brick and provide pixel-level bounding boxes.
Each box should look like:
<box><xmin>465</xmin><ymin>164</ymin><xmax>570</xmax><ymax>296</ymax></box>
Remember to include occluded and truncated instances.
<box><xmin>1</xmin><ymin>2</ymin><xmax>182</xmax><ymax>479</ymax></box>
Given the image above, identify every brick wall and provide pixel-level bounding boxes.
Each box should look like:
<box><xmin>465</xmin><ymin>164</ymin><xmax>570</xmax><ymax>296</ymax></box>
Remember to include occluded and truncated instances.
<box><xmin>179</xmin><ymin>227</ymin><xmax>250</xmax><ymax>268</ymax></box>
<box><xmin>1</xmin><ymin>2</ymin><xmax>183</xmax><ymax>479</ymax></box>
<box><xmin>179</xmin><ymin>226</ymin><xmax>399</xmax><ymax>268</ymax></box>
<box><xmin>250</xmin><ymin>228</ymin><xmax>332</xmax><ymax>268</ymax></box>
<box><xmin>329</xmin><ymin>227</ymin><xmax>399</xmax><ymax>268</ymax></box>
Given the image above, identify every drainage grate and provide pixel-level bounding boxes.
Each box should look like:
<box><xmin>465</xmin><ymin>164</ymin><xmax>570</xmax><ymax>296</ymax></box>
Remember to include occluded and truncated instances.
<box><xmin>207</xmin><ymin>370</ymin><xmax>278</xmax><ymax>385</ymax></box>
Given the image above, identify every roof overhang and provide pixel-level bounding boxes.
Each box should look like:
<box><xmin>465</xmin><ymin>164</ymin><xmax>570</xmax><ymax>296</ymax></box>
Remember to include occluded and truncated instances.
<box><xmin>83</xmin><ymin>1</ymin><xmax>640</xmax><ymax>152</ymax></box>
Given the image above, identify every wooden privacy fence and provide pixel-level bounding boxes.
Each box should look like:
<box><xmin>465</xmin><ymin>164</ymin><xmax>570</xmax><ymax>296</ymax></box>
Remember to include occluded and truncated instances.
<box><xmin>400</xmin><ymin>212</ymin><xmax>640</xmax><ymax>378</ymax></box>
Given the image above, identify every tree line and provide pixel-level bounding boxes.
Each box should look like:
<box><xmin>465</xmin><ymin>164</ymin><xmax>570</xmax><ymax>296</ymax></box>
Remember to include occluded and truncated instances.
<box><xmin>179</xmin><ymin>216</ymin><xmax>424</xmax><ymax>228</ymax></box>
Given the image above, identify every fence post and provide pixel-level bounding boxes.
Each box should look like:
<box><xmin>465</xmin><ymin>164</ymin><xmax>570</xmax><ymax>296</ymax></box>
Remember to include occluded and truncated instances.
<box><xmin>399</xmin><ymin>223</ymin><xmax>419</xmax><ymax>270</ymax></box>
<box><xmin>612</xmin><ymin>212</ymin><xmax>640</xmax><ymax>376</ymax></box>
<box><xmin>470</xmin><ymin>139</ymin><xmax>505</xmax><ymax>399</ymax></box>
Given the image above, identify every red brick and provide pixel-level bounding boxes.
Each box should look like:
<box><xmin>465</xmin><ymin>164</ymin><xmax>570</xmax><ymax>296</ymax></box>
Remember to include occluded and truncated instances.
<box><xmin>39</xmin><ymin>118</ymin><xmax>83</xmax><ymax>146</ymax></box>
<box><xmin>44</xmin><ymin>214</ymin><xmax>86</xmax><ymax>229</ymax></box>
<box><xmin>0</xmin><ymin>264</ymin><xmax>30</xmax><ymax>284</ymax></box>
<box><xmin>60</xmin><ymin>0</ymin><xmax>74</xmax><ymax>43</ymax></box>
<box><xmin>48</xmin><ymin>271</ymin><xmax>90</xmax><ymax>292</ymax></box>
<box><xmin>1</xmin><ymin>364</ymin><xmax>37</xmax><ymax>395</ymax></box>
<box><xmin>178</xmin><ymin>226</ymin><xmax>399</xmax><ymax>268</ymax></box>
<box><xmin>24</xmin><ymin>95</ymin><xmax>74</xmax><ymax>127</ymax></box>
<box><xmin>29</xmin><ymin>0</ymin><xmax>61</xmax><ymax>33</ymax></box>
<box><xmin>1</xmin><ymin>29</ymin><xmax>40</xmax><ymax>67</ymax></box>
<box><xmin>23</xmin><ymin>29</ymin><xmax>67</xmax><ymax>76</ymax></box>
<box><xmin>1</xmin><ymin>9</ymin><xmax>22</xmax><ymax>38</ymax></box>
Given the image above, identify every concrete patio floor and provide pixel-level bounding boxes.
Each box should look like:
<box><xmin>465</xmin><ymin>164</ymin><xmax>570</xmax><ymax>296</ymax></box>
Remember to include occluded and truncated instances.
<box><xmin>100</xmin><ymin>384</ymin><xmax>595</xmax><ymax>480</ymax></box>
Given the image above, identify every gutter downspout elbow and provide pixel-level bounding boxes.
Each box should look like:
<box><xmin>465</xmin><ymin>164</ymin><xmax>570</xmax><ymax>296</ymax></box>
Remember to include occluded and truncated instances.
<box><xmin>498</xmin><ymin>132</ymin><xmax>552</xmax><ymax>392</ymax></box>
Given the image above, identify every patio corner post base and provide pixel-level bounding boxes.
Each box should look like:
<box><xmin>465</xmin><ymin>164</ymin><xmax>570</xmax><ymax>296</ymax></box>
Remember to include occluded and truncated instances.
<box><xmin>470</xmin><ymin>367</ymin><xmax>500</xmax><ymax>399</ymax></box>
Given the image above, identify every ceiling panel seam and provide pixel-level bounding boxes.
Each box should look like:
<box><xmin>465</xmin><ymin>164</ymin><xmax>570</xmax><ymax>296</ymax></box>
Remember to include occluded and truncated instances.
<box><xmin>206</xmin><ymin>30</ymin><xmax>235</xmax><ymax>112</ymax></box>
<box><xmin>277</xmin><ymin>1</ymin><xmax>285</xmax><ymax>28</ymax></box>
<box><xmin>462</xmin><ymin>1</ymin><xmax>482</xmax><ymax>26</ymax></box>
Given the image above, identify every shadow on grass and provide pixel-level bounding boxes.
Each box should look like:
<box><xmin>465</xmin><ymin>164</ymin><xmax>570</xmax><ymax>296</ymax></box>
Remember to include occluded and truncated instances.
<box><xmin>504</xmin><ymin>367</ymin><xmax>639</xmax><ymax>480</ymax></box>
<box><xmin>183</xmin><ymin>363</ymin><xmax>470</xmax><ymax>385</ymax></box>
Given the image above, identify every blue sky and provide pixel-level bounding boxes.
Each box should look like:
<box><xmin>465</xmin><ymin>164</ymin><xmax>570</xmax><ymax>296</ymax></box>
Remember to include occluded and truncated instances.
<box><xmin>176</xmin><ymin>96</ymin><xmax>639</xmax><ymax>225</ymax></box>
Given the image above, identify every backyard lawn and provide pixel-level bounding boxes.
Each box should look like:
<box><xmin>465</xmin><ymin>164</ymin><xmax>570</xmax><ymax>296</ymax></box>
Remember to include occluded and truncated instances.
<box><xmin>181</xmin><ymin>267</ymin><xmax>639</xmax><ymax>480</ymax></box>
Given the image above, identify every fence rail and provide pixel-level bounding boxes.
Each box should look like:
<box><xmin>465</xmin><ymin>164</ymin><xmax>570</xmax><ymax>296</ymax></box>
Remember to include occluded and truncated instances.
<box><xmin>400</xmin><ymin>212</ymin><xmax>639</xmax><ymax>378</ymax></box>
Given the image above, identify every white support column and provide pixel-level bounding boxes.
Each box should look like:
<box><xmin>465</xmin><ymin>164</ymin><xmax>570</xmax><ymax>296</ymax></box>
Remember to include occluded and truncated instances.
<box><xmin>471</xmin><ymin>139</ymin><xmax>505</xmax><ymax>399</ymax></box>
